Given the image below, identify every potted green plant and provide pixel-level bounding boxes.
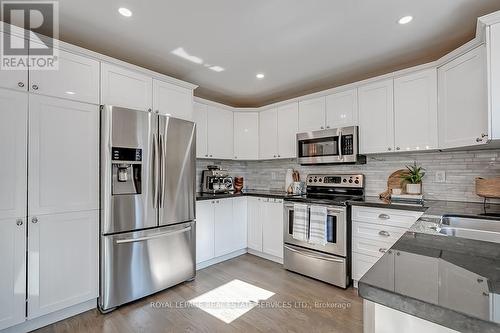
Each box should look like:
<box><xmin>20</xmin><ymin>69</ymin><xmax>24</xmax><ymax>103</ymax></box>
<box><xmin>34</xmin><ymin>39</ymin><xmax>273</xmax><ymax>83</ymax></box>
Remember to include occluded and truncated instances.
<box><xmin>401</xmin><ymin>162</ymin><xmax>425</xmax><ymax>194</ymax></box>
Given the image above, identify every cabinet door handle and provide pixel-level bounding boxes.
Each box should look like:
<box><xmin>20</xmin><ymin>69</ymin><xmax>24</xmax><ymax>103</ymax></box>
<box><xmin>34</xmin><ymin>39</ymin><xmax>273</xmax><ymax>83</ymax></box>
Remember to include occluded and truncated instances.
<box><xmin>31</xmin><ymin>217</ymin><xmax>39</xmax><ymax>224</ymax></box>
<box><xmin>320</xmin><ymin>126</ymin><xmax>324</xmax><ymax>129</ymax></box>
<box><xmin>277</xmin><ymin>154</ymin><xmax>280</xmax><ymax>157</ymax></box>
<box><xmin>476</xmin><ymin>137</ymin><xmax>483</xmax><ymax>143</ymax></box>
<box><xmin>205</xmin><ymin>154</ymin><xmax>208</xmax><ymax>157</ymax></box>
<box><xmin>16</xmin><ymin>219</ymin><xmax>23</xmax><ymax>226</ymax></box>
<box><xmin>209</xmin><ymin>154</ymin><xmax>213</xmax><ymax>157</ymax></box>
<box><xmin>387</xmin><ymin>147</ymin><xmax>392</xmax><ymax>151</ymax></box>
<box><xmin>379</xmin><ymin>248</ymin><xmax>387</xmax><ymax>253</ymax></box>
<box><xmin>273</xmin><ymin>155</ymin><xmax>277</xmax><ymax>158</ymax></box>
<box><xmin>18</xmin><ymin>82</ymin><xmax>25</xmax><ymax>88</ymax></box>
<box><xmin>378</xmin><ymin>214</ymin><xmax>390</xmax><ymax>220</ymax></box>
<box><xmin>32</xmin><ymin>84</ymin><xmax>39</xmax><ymax>90</ymax></box>
<box><xmin>326</xmin><ymin>126</ymin><xmax>330</xmax><ymax>129</ymax></box>
<box><xmin>378</xmin><ymin>230</ymin><xmax>390</xmax><ymax>237</ymax></box>
<box><xmin>396</xmin><ymin>147</ymin><xmax>400</xmax><ymax>151</ymax></box>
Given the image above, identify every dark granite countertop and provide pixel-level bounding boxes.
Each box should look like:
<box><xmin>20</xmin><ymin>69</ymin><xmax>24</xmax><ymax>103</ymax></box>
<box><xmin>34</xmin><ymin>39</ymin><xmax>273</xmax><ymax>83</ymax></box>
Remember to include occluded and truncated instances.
<box><xmin>196</xmin><ymin>190</ymin><xmax>294</xmax><ymax>201</ymax></box>
<box><xmin>348</xmin><ymin>196</ymin><xmax>429</xmax><ymax>212</ymax></box>
<box><xmin>358</xmin><ymin>231</ymin><xmax>500</xmax><ymax>333</ymax></box>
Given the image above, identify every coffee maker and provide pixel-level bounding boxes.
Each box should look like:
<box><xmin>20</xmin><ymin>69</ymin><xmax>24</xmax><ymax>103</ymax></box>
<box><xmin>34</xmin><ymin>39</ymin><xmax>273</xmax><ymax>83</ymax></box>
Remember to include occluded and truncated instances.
<box><xmin>201</xmin><ymin>165</ymin><xmax>233</xmax><ymax>193</ymax></box>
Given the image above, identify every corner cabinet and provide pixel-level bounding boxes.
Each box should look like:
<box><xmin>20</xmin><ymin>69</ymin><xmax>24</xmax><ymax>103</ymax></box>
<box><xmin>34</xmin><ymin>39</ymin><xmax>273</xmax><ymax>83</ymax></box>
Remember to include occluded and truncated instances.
<box><xmin>358</xmin><ymin>79</ymin><xmax>394</xmax><ymax>154</ymax></box>
<box><xmin>101</xmin><ymin>63</ymin><xmax>152</xmax><ymax>111</ymax></box>
<box><xmin>233</xmin><ymin>112</ymin><xmax>259</xmax><ymax>160</ymax></box>
<box><xmin>153</xmin><ymin>79</ymin><xmax>193</xmax><ymax>120</ymax></box>
<box><xmin>438</xmin><ymin>46</ymin><xmax>488</xmax><ymax>149</ymax></box>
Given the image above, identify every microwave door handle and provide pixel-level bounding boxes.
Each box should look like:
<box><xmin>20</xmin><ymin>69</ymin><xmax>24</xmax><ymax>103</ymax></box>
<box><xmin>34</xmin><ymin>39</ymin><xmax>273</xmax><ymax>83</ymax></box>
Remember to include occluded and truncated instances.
<box><xmin>338</xmin><ymin>130</ymin><xmax>343</xmax><ymax>161</ymax></box>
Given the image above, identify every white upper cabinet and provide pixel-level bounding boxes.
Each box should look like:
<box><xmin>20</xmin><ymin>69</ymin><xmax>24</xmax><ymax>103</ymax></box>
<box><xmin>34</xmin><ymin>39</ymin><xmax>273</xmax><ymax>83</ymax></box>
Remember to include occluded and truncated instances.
<box><xmin>259</xmin><ymin>108</ymin><xmax>278</xmax><ymax>159</ymax></box>
<box><xmin>394</xmin><ymin>68</ymin><xmax>438</xmax><ymax>151</ymax></box>
<box><xmin>195</xmin><ymin>200</ymin><xmax>215</xmax><ymax>264</ymax></box>
<box><xmin>0</xmin><ymin>90</ymin><xmax>27</xmax><ymax>220</ymax></box>
<box><xmin>358</xmin><ymin>79</ymin><xmax>395</xmax><ymax>154</ymax></box>
<box><xmin>438</xmin><ymin>46</ymin><xmax>488</xmax><ymax>149</ymax></box>
<box><xmin>233</xmin><ymin>112</ymin><xmax>259</xmax><ymax>160</ymax></box>
<box><xmin>193</xmin><ymin>102</ymin><xmax>208</xmax><ymax>158</ymax></box>
<box><xmin>28</xmin><ymin>95</ymin><xmax>99</xmax><ymax>216</ymax></box>
<box><xmin>277</xmin><ymin>102</ymin><xmax>299</xmax><ymax>158</ymax></box>
<box><xmin>325</xmin><ymin>89</ymin><xmax>358</xmax><ymax>129</ymax></box>
<box><xmin>27</xmin><ymin>211</ymin><xmax>98</xmax><ymax>319</ymax></box>
<box><xmin>0</xmin><ymin>33</ymin><xmax>28</xmax><ymax>92</ymax></box>
<box><xmin>101</xmin><ymin>63</ymin><xmax>152</xmax><ymax>111</ymax></box>
<box><xmin>488</xmin><ymin>23</ymin><xmax>500</xmax><ymax>139</ymax></box>
<box><xmin>207</xmin><ymin>106</ymin><xmax>233</xmax><ymax>159</ymax></box>
<box><xmin>298</xmin><ymin>96</ymin><xmax>326</xmax><ymax>131</ymax></box>
<box><xmin>0</xmin><ymin>218</ymin><xmax>26</xmax><ymax>330</ymax></box>
<box><xmin>153</xmin><ymin>79</ymin><xmax>193</xmax><ymax>120</ymax></box>
<box><xmin>30</xmin><ymin>49</ymin><xmax>99</xmax><ymax>104</ymax></box>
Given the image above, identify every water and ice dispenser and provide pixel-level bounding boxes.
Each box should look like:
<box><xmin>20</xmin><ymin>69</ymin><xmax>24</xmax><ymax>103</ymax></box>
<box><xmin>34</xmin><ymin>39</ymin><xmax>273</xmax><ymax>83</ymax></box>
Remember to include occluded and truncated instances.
<box><xmin>111</xmin><ymin>147</ymin><xmax>142</xmax><ymax>195</ymax></box>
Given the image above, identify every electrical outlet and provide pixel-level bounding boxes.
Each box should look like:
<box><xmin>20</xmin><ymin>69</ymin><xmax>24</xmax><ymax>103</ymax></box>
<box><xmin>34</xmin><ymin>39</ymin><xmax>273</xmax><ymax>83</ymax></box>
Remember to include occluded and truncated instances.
<box><xmin>435</xmin><ymin>171</ymin><xmax>446</xmax><ymax>183</ymax></box>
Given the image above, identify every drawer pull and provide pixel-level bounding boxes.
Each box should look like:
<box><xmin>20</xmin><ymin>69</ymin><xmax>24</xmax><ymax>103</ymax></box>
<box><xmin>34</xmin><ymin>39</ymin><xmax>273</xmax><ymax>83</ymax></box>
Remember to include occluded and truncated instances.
<box><xmin>378</xmin><ymin>230</ymin><xmax>390</xmax><ymax>237</ymax></box>
<box><xmin>378</xmin><ymin>213</ymin><xmax>390</xmax><ymax>220</ymax></box>
<box><xmin>379</xmin><ymin>248</ymin><xmax>387</xmax><ymax>253</ymax></box>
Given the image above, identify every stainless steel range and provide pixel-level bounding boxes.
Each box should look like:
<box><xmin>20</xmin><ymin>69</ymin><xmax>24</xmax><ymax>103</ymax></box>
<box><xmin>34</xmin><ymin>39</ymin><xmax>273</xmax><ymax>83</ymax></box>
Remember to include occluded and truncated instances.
<box><xmin>283</xmin><ymin>174</ymin><xmax>364</xmax><ymax>288</ymax></box>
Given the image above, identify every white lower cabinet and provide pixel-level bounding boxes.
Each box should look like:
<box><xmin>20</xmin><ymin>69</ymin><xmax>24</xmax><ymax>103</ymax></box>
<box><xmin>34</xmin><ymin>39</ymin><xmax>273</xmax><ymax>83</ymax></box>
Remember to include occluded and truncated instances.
<box><xmin>214</xmin><ymin>199</ymin><xmax>235</xmax><ymax>257</ymax></box>
<box><xmin>0</xmin><ymin>217</ymin><xmax>26</xmax><ymax>330</ymax></box>
<box><xmin>247</xmin><ymin>197</ymin><xmax>284</xmax><ymax>260</ymax></box>
<box><xmin>351</xmin><ymin>206</ymin><xmax>423</xmax><ymax>286</ymax></box>
<box><xmin>247</xmin><ymin>197</ymin><xmax>263</xmax><ymax>251</ymax></box>
<box><xmin>195</xmin><ymin>200</ymin><xmax>215</xmax><ymax>264</ymax></box>
<box><xmin>27</xmin><ymin>210</ymin><xmax>98</xmax><ymax>319</ymax></box>
<box><xmin>262</xmin><ymin>199</ymin><xmax>284</xmax><ymax>258</ymax></box>
<box><xmin>195</xmin><ymin>198</ymin><xmax>247</xmax><ymax>266</ymax></box>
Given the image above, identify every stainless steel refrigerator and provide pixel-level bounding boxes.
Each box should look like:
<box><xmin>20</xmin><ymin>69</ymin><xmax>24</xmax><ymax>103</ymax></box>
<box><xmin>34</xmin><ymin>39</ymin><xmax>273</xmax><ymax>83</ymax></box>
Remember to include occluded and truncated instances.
<box><xmin>99</xmin><ymin>105</ymin><xmax>196</xmax><ymax>312</ymax></box>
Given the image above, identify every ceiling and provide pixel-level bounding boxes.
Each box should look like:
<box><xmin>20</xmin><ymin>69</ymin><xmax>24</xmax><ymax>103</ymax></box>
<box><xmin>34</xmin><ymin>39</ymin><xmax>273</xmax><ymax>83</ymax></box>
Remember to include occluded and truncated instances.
<box><xmin>32</xmin><ymin>1</ymin><xmax>500</xmax><ymax>106</ymax></box>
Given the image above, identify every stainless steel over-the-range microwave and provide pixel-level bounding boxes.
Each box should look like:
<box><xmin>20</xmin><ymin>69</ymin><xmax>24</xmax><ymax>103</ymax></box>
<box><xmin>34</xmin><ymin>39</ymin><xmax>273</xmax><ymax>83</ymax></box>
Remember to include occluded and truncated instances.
<box><xmin>296</xmin><ymin>126</ymin><xmax>366</xmax><ymax>165</ymax></box>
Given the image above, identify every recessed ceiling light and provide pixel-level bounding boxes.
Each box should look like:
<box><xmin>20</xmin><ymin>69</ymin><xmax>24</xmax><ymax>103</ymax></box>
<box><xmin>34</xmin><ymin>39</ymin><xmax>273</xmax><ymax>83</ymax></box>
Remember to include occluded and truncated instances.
<box><xmin>118</xmin><ymin>7</ymin><xmax>132</xmax><ymax>17</ymax></box>
<box><xmin>398</xmin><ymin>16</ymin><xmax>413</xmax><ymax>25</ymax></box>
<box><xmin>209</xmin><ymin>66</ymin><xmax>225</xmax><ymax>72</ymax></box>
<box><xmin>65</xmin><ymin>91</ymin><xmax>75</xmax><ymax>95</ymax></box>
<box><xmin>256</xmin><ymin>73</ymin><xmax>265</xmax><ymax>79</ymax></box>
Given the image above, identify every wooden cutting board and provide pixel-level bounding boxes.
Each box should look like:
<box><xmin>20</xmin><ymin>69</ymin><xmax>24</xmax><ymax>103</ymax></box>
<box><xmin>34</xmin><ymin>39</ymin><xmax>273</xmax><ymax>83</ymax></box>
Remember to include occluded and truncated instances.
<box><xmin>379</xmin><ymin>169</ymin><xmax>411</xmax><ymax>200</ymax></box>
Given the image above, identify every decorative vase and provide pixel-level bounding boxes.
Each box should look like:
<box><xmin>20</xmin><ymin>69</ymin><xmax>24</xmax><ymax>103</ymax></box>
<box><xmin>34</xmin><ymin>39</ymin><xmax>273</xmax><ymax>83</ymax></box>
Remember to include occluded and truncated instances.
<box><xmin>406</xmin><ymin>183</ymin><xmax>422</xmax><ymax>194</ymax></box>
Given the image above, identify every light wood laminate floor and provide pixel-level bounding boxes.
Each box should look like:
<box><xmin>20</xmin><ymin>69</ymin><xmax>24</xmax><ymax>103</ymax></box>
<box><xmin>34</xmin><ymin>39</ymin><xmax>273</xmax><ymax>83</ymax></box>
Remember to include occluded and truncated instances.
<box><xmin>35</xmin><ymin>254</ymin><xmax>363</xmax><ymax>333</ymax></box>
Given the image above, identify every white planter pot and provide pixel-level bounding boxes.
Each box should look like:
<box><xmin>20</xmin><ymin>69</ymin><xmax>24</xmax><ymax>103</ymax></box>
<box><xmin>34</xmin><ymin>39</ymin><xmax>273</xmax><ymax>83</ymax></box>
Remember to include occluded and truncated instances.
<box><xmin>406</xmin><ymin>183</ymin><xmax>422</xmax><ymax>194</ymax></box>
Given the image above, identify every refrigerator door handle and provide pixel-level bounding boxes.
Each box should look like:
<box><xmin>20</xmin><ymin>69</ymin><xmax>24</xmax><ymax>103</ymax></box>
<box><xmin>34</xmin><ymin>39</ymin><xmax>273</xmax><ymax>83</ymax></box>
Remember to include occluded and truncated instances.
<box><xmin>159</xmin><ymin>133</ymin><xmax>166</xmax><ymax>208</ymax></box>
<box><xmin>115</xmin><ymin>226</ymin><xmax>192</xmax><ymax>244</ymax></box>
<box><xmin>153</xmin><ymin>133</ymin><xmax>160</xmax><ymax>209</ymax></box>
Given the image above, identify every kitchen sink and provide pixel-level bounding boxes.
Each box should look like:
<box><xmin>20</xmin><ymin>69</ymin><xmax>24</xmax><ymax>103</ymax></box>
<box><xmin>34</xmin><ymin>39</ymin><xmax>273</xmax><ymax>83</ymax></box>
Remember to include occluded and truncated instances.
<box><xmin>438</xmin><ymin>215</ymin><xmax>500</xmax><ymax>243</ymax></box>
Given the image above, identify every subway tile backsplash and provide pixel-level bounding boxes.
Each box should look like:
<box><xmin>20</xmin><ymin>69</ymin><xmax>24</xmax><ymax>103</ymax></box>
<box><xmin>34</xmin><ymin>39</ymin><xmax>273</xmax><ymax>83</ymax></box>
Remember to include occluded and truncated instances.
<box><xmin>196</xmin><ymin>149</ymin><xmax>500</xmax><ymax>203</ymax></box>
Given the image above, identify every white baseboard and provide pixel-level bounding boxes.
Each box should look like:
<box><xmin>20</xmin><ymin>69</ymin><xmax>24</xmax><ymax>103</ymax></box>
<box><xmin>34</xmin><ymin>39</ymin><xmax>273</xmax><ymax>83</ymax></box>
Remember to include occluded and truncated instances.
<box><xmin>2</xmin><ymin>299</ymin><xmax>96</xmax><ymax>333</ymax></box>
<box><xmin>247</xmin><ymin>248</ymin><xmax>283</xmax><ymax>264</ymax></box>
<box><xmin>196</xmin><ymin>248</ymin><xmax>247</xmax><ymax>270</ymax></box>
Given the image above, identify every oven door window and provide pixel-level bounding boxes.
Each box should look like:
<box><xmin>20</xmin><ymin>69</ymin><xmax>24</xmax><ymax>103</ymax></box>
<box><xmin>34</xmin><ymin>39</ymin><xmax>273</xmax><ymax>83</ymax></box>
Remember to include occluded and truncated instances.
<box><xmin>298</xmin><ymin>137</ymin><xmax>339</xmax><ymax>158</ymax></box>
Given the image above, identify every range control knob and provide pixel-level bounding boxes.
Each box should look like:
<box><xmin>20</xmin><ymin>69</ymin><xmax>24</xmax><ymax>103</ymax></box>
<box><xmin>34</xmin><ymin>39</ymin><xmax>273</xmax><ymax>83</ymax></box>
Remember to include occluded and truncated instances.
<box><xmin>343</xmin><ymin>179</ymin><xmax>347</xmax><ymax>183</ymax></box>
<box><xmin>354</xmin><ymin>180</ymin><xmax>359</xmax><ymax>184</ymax></box>
<box><xmin>348</xmin><ymin>179</ymin><xmax>353</xmax><ymax>183</ymax></box>
<box><xmin>314</xmin><ymin>178</ymin><xmax>318</xmax><ymax>182</ymax></box>
<box><xmin>318</xmin><ymin>178</ymin><xmax>322</xmax><ymax>182</ymax></box>
<box><xmin>309</xmin><ymin>179</ymin><xmax>313</xmax><ymax>183</ymax></box>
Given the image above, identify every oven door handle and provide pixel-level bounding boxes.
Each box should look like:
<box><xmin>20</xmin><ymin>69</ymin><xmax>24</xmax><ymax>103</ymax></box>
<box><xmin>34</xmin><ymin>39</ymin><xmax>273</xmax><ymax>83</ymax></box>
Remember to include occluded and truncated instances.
<box><xmin>284</xmin><ymin>245</ymin><xmax>344</xmax><ymax>263</ymax></box>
